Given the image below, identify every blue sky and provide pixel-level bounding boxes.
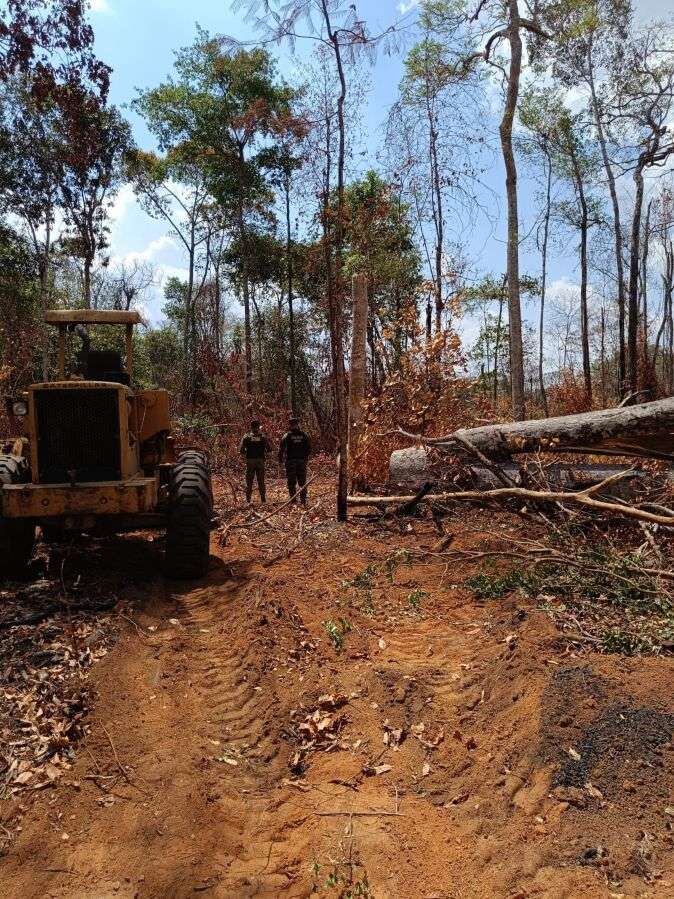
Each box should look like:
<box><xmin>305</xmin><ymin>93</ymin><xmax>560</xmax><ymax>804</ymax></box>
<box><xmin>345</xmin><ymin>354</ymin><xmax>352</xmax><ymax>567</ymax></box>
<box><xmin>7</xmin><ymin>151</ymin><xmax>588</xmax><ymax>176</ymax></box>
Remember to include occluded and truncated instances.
<box><xmin>90</xmin><ymin>0</ymin><xmax>671</xmax><ymax>353</ymax></box>
<box><xmin>94</xmin><ymin>0</ymin><xmax>414</xmax><ymax>324</ymax></box>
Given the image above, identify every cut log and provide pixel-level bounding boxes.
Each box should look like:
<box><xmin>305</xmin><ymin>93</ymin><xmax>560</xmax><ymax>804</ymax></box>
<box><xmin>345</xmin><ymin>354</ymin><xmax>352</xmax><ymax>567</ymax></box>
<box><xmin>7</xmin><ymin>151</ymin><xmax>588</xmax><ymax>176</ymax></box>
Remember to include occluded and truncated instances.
<box><xmin>390</xmin><ymin>446</ymin><xmax>431</xmax><ymax>486</ymax></box>
<box><xmin>446</xmin><ymin>397</ymin><xmax>674</xmax><ymax>460</ymax></box>
<box><xmin>395</xmin><ymin>398</ymin><xmax>674</xmax><ymax>466</ymax></box>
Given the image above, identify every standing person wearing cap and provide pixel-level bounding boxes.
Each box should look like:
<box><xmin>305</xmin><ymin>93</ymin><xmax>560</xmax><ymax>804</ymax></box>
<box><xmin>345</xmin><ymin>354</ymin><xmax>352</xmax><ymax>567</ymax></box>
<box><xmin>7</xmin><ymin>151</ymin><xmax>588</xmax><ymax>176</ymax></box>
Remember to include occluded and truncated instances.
<box><xmin>278</xmin><ymin>417</ymin><xmax>311</xmax><ymax>505</ymax></box>
<box><xmin>239</xmin><ymin>420</ymin><xmax>272</xmax><ymax>504</ymax></box>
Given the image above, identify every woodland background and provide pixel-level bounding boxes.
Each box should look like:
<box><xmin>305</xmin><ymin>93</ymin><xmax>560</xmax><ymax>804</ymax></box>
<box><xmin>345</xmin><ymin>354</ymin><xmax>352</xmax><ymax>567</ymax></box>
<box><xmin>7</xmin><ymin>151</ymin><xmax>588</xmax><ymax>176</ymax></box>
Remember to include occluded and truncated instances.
<box><xmin>1</xmin><ymin>0</ymin><xmax>674</xmax><ymax>488</ymax></box>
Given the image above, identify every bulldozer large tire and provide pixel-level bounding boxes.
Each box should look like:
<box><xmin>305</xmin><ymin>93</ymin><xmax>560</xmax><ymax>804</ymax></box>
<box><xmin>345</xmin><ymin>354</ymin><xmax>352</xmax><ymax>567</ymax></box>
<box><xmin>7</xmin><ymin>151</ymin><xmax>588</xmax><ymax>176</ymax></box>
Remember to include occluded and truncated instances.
<box><xmin>164</xmin><ymin>451</ymin><xmax>213</xmax><ymax>579</ymax></box>
<box><xmin>0</xmin><ymin>454</ymin><xmax>35</xmax><ymax>579</ymax></box>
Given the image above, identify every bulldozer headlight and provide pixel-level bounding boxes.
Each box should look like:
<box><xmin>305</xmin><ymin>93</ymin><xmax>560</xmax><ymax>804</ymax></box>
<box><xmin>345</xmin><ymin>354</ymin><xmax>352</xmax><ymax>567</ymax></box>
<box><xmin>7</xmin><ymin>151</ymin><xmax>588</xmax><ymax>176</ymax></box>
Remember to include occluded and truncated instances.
<box><xmin>12</xmin><ymin>400</ymin><xmax>28</xmax><ymax>417</ymax></box>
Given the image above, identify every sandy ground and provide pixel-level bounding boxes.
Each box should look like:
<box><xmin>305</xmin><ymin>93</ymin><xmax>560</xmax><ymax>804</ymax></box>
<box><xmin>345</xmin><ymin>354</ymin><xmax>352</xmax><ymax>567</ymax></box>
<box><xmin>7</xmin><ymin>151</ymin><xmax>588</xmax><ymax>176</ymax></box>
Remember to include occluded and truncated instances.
<box><xmin>1</xmin><ymin>475</ymin><xmax>673</xmax><ymax>898</ymax></box>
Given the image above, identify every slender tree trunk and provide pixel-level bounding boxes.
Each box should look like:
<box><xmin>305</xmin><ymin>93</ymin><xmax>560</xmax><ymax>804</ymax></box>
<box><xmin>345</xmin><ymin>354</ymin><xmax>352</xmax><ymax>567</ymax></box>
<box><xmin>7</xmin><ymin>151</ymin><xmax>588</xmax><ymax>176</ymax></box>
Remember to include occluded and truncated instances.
<box><xmin>641</xmin><ymin>198</ymin><xmax>653</xmax><ymax>374</ymax></box>
<box><xmin>349</xmin><ymin>274</ymin><xmax>368</xmax><ymax>489</ymax></box>
<box><xmin>83</xmin><ymin>254</ymin><xmax>93</xmax><ymax>309</ymax></box>
<box><xmin>422</xmin><ymin>48</ymin><xmax>444</xmax><ymax>334</ymax></box>
<box><xmin>323</xmin><ymin>0</ymin><xmax>349</xmax><ymax>521</ymax></box>
<box><xmin>500</xmin><ymin>0</ymin><xmax>525</xmax><ymax>420</ymax></box>
<box><xmin>183</xmin><ymin>226</ymin><xmax>196</xmax><ymax>402</ymax></box>
<box><xmin>569</xmin><ymin>144</ymin><xmax>592</xmax><ymax>403</ymax></box>
<box><xmin>655</xmin><ymin>241</ymin><xmax>674</xmax><ymax>385</ymax></box>
<box><xmin>628</xmin><ymin>162</ymin><xmax>646</xmax><ymax>393</ymax></box>
<box><xmin>237</xmin><ymin>203</ymin><xmax>253</xmax><ymax>397</ymax></box>
<box><xmin>214</xmin><ymin>259</ymin><xmax>221</xmax><ymax>360</ymax></box>
<box><xmin>539</xmin><ymin>145</ymin><xmax>551</xmax><ymax>416</ymax></box>
<box><xmin>430</xmin><ymin>115</ymin><xmax>443</xmax><ymax>333</ymax></box>
<box><xmin>493</xmin><ymin>287</ymin><xmax>505</xmax><ymax>403</ymax></box>
<box><xmin>587</xmin><ymin>44</ymin><xmax>626</xmax><ymax>394</ymax></box>
<box><xmin>600</xmin><ymin>306</ymin><xmax>607</xmax><ymax>406</ymax></box>
<box><xmin>284</xmin><ymin>171</ymin><xmax>297</xmax><ymax>414</ymax></box>
<box><xmin>40</xmin><ymin>215</ymin><xmax>52</xmax><ymax>380</ymax></box>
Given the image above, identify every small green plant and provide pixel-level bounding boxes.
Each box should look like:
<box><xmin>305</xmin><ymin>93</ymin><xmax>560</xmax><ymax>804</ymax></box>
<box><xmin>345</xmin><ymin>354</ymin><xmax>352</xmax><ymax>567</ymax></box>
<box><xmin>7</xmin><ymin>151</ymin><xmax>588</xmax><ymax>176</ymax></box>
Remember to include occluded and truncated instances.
<box><xmin>383</xmin><ymin>549</ymin><xmax>412</xmax><ymax>583</ymax></box>
<box><xmin>341</xmin><ymin>563</ymin><xmax>377</xmax><ymax>592</ymax></box>
<box><xmin>323</xmin><ymin>617</ymin><xmax>351</xmax><ymax>652</ymax></box>
<box><xmin>320</xmin><ymin>868</ymin><xmax>372</xmax><ymax>897</ymax></box>
<box><xmin>465</xmin><ymin>569</ymin><xmax>539</xmax><ymax>600</ymax></box>
<box><xmin>600</xmin><ymin>629</ymin><xmax>655</xmax><ymax>655</ymax></box>
<box><xmin>407</xmin><ymin>589</ymin><xmax>428</xmax><ymax>611</ymax></box>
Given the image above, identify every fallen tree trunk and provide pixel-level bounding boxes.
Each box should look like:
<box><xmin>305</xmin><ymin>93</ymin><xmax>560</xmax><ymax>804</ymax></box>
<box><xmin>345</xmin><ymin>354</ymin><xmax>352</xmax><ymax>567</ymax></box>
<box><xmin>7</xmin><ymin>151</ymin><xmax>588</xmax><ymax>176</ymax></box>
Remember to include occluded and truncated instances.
<box><xmin>348</xmin><ymin>471</ymin><xmax>674</xmax><ymax>527</ymax></box>
<box><xmin>404</xmin><ymin>397</ymin><xmax>674</xmax><ymax>462</ymax></box>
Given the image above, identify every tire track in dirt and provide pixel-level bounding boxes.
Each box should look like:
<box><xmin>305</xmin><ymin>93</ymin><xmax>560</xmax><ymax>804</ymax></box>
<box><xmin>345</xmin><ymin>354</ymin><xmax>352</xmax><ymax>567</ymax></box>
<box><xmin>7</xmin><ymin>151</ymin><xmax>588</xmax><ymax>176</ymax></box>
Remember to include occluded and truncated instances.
<box><xmin>167</xmin><ymin>576</ymin><xmax>301</xmax><ymax>897</ymax></box>
<box><xmin>3</xmin><ymin>511</ymin><xmax>672</xmax><ymax>899</ymax></box>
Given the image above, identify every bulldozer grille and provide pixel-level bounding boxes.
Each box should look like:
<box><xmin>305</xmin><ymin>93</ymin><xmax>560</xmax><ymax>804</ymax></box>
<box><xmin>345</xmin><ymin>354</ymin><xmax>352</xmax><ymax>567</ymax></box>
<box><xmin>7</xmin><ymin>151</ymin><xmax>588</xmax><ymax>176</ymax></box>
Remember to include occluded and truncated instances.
<box><xmin>35</xmin><ymin>388</ymin><xmax>121</xmax><ymax>483</ymax></box>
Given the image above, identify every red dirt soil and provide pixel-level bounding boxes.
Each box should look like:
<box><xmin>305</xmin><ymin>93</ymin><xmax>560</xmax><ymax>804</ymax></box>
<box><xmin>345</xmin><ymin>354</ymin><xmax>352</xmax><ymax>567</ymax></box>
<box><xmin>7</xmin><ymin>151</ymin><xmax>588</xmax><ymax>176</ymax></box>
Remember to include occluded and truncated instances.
<box><xmin>1</xmin><ymin>475</ymin><xmax>673</xmax><ymax>898</ymax></box>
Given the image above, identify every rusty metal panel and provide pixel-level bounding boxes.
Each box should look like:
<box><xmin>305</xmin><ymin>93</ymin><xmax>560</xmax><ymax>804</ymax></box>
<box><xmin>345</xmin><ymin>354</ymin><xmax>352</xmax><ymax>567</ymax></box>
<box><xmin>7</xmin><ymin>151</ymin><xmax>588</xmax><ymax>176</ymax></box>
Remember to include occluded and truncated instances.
<box><xmin>1</xmin><ymin>477</ymin><xmax>158</xmax><ymax>518</ymax></box>
<box><xmin>136</xmin><ymin>390</ymin><xmax>171</xmax><ymax>443</ymax></box>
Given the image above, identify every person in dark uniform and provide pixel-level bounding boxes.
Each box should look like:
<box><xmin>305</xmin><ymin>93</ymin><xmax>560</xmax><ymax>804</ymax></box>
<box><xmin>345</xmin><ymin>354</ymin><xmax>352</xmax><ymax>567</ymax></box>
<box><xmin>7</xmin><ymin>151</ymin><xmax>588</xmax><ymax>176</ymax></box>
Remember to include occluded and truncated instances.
<box><xmin>278</xmin><ymin>417</ymin><xmax>311</xmax><ymax>505</ymax></box>
<box><xmin>239</xmin><ymin>420</ymin><xmax>271</xmax><ymax>504</ymax></box>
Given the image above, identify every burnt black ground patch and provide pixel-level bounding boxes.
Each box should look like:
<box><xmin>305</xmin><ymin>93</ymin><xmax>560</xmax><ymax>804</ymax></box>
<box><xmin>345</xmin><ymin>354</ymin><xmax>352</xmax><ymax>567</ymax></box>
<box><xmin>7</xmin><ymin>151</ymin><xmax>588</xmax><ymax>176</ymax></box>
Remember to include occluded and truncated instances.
<box><xmin>554</xmin><ymin>704</ymin><xmax>674</xmax><ymax>797</ymax></box>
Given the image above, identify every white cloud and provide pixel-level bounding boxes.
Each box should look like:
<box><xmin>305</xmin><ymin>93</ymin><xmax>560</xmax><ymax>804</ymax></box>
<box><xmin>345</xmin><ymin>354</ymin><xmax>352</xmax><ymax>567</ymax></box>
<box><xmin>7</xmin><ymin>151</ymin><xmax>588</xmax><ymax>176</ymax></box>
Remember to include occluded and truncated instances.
<box><xmin>108</xmin><ymin>234</ymin><xmax>188</xmax><ymax>325</ymax></box>
<box><xmin>90</xmin><ymin>0</ymin><xmax>112</xmax><ymax>13</ymax></box>
<box><xmin>108</xmin><ymin>183</ymin><xmax>136</xmax><ymax>228</ymax></box>
<box><xmin>116</xmin><ymin>233</ymin><xmax>177</xmax><ymax>267</ymax></box>
<box><xmin>398</xmin><ymin>0</ymin><xmax>419</xmax><ymax>14</ymax></box>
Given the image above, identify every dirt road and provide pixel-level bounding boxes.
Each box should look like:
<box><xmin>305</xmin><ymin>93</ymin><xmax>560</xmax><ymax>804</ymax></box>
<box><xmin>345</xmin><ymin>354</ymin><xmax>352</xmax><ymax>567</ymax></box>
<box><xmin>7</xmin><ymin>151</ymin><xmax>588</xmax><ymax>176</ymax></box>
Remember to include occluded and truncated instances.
<box><xmin>1</xmin><ymin>479</ymin><xmax>673</xmax><ymax>898</ymax></box>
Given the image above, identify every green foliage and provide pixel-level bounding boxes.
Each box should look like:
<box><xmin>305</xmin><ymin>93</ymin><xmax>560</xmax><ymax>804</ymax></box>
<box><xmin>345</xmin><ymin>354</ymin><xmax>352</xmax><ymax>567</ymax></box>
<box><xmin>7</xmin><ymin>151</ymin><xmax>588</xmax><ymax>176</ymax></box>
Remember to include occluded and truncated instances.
<box><xmin>322</xmin><ymin>618</ymin><xmax>351</xmax><ymax>653</ymax></box>
<box><xmin>134</xmin><ymin>325</ymin><xmax>183</xmax><ymax>391</ymax></box>
<box><xmin>600</xmin><ymin>629</ymin><xmax>656</xmax><ymax>656</ymax></box>
<box><xmin>465</xmin><ymin>569</ymin><xmax>539</xmax><ymax>600</ymax></box>
<box><xmin>133</xmin><ymin>30</ymin><xmax>297</xmax><ymax>215</ymax></box>
<box><xmin>465</xmin><ymin>535</ymin><xmax>674</xmax><ymax>656</ymax></box>
<box><xmin>313</xmin><ymin>861</ymin><xmax>373</xmax><ymax>898</ymax></box>
<box><xmin>174</xmin><ymin>411</ymin><xmax>220</xmax><ymax>443</ymax></box>
<box><xmin>407</xmin><ymin>589</ymin><xmax>429</xmax><ymax>611</ymax></box>
<box><xmin>341</xmin><ymin>564</ymin><xmax>377</xmax><ymax>592</ymax></box>
<box><xmin>383</xmin><ymin>549</ymin><xmax>413</xmax><ymax>583</ymax></box>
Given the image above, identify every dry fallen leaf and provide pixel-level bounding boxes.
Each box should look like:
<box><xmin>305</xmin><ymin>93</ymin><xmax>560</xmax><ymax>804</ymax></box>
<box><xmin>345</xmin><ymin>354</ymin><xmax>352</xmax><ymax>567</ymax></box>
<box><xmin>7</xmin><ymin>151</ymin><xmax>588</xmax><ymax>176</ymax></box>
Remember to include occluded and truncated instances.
<box><xmin>378</xmin><ymin>638</ymin><xmax>387</xmax><ymax>650</ymax></box>
<box><xmin>412</xmin><ymin>723</ymin><xmax>444</xmax><ymax>749</ymax></box>
<box><xmin>585</xmin><ymin>783</ymin><xmax>604</xmax><ymax>802</ymax></box>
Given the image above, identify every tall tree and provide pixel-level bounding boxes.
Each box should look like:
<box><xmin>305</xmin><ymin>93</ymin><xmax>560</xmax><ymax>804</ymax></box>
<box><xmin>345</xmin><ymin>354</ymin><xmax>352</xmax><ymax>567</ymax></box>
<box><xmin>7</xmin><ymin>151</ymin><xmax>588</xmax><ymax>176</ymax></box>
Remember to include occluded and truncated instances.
<box><xmin>519</xmin><ymin>87</ymin><xmax>560</xmax><ymax>415</ymax></box>
<box><xmin>391</xmin><ymin>26</ymin><xmax>484</xmax><ymax>337</ymax></box>
<box><xmin>126</xmin><ymin>149</ymin><xmax>212</xmax><ymax>395</ymax></box>
<box><xmin>134</xmin><ymin>32</ymin><xmax>297</xmax><ymax>397</ymax></box>
<box><xmin>342</xmin><ymin>171</ymin><xmax>422</xmax><ymax>388</ymax></box>
<box><xmin>236</xmin><ymin>0</ymin><xmax>394</xmax><ymax>519</ymax></box>
<box><xmin>547</xmin><ymin>0</ymin><xmax>632</xmax><ymax>394</ymax></box>
<box><xmin>264</xmin><ymin>127</ymin><xmax>308</xmax><ymax>414</ymax></box>
<box><xmin>0</xmin><ymin>0</ymin><xmax>110</xmax><ymax>102</ymax></box>
<box><xmin>0</xmin><ymin>82</ymin><xmax>61</xmax><ymax>375</ymax></box>
<box><xmin>467</xmin><ymin>0</ymin><xmax>551</xmax><ymax>419</ymax></box>
<box><xmin>423</xmin><ymin>0</ymin><xmax>557</xmax><ymax>418</ymax></box>
<box><xmin>57</xmin><ymin>94</ymin><xmax>131</xmax><ymax>307</ymax></box>
<box><xmin>614</xmin><ymin>27</ymin><xmax>674</xmax><ymax>392</ymax></box>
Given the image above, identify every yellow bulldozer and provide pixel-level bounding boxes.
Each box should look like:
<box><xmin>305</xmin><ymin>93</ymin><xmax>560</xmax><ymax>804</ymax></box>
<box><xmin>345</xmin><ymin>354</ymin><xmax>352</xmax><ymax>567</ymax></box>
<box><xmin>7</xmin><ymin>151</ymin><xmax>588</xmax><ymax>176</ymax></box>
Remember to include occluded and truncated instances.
<box><xmin>0</xmin><ymin>309</ymin><xmax>213</xmax><ymax>579</ymax></box>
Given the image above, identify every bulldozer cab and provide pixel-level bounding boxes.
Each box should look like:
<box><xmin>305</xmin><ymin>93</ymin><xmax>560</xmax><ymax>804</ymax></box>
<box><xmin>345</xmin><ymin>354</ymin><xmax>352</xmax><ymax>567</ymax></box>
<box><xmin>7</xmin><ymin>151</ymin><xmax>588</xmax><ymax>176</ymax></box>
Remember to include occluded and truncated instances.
<box><xmin>45</xmin><ymin>309</ymin><xmax>142</xmax><ymax>384</ymax></box>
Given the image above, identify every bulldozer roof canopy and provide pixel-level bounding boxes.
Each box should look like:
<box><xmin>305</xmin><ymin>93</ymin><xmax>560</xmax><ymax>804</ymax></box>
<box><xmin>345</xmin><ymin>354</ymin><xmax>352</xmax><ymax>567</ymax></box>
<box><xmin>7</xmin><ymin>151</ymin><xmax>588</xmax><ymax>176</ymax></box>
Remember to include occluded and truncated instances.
<box><xmin>45</xmin><ymin>309</ymin><xmax>144</xmax><ymax>326</ymax></box>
